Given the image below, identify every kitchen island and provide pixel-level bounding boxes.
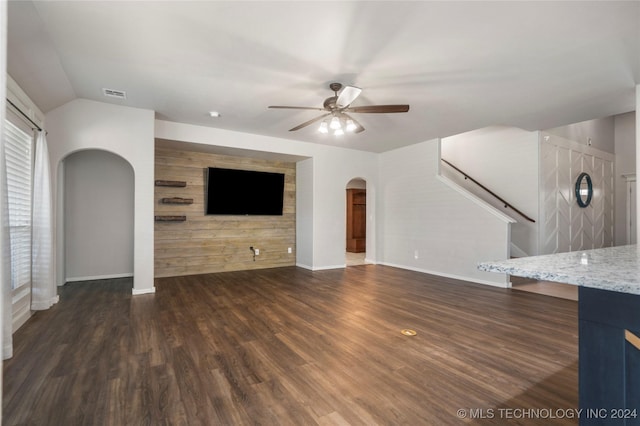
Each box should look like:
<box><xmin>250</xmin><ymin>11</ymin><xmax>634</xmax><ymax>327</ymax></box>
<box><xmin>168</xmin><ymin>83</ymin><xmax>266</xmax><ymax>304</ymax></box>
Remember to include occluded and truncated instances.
<box><xmin>479</xmin><ymin>245</ymin><xmax>640</xmax><ymax>426</ymax></box>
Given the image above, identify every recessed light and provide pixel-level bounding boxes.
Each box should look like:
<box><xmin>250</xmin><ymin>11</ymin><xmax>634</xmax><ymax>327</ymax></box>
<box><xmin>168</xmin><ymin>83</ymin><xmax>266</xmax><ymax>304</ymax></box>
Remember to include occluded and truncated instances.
<box><xmin>209</xmin><ymin>111</ymin><xmax>221</xmax><ymax>118</ymax></box>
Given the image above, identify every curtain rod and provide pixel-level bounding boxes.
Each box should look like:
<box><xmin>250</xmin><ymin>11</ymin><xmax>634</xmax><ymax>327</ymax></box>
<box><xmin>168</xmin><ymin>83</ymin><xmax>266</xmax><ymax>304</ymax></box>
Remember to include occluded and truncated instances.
<box><xmin>6</xmin><ymin>98</ymin><xmax>43</xmax><ymax>132</ymax></box>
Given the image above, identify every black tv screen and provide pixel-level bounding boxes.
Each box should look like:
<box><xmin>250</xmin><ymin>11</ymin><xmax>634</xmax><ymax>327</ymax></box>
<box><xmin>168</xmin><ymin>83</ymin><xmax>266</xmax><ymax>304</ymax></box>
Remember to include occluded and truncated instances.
<box><xmin>206</xmin><ymin>167</ymin><xmax>285</xmax><ymax>215</ymax></box>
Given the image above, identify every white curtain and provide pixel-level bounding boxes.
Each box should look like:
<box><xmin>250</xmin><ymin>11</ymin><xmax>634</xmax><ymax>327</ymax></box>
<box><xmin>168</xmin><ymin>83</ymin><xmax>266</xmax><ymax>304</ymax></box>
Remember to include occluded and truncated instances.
<box><xmin>1</xmin><ymin>114</ymin><xmax>13</xmax><ymax>359</ymax></box>
<box><xmin>31</xmin><ymin>131</ymin><xmax>57</xmax><ymax>311</ymax></box>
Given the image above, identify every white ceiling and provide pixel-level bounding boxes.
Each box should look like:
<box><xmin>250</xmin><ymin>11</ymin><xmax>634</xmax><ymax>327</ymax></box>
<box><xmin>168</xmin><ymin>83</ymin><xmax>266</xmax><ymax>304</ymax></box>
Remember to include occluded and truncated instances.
<box><xmin>7</xmin><ymin>1</ymin><xmax>640</xmax><ymax>153</ymax></box>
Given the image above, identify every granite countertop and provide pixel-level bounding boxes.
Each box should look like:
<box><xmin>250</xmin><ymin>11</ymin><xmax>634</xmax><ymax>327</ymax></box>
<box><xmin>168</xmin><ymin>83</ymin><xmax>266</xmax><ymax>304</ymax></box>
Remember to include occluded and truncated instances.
<box><xmin>478</xmin><ymin>245</ymin><xmax>640</xmax><ymax>295</ymax></box>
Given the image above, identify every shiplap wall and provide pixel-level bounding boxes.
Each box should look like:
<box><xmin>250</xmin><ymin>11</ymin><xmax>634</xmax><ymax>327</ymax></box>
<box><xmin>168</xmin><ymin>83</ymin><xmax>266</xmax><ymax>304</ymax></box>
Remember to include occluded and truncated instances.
<box><xmin>154</xmin><ymin>147</ymin><xmax>296</xmax><ymax>278</ymax></box>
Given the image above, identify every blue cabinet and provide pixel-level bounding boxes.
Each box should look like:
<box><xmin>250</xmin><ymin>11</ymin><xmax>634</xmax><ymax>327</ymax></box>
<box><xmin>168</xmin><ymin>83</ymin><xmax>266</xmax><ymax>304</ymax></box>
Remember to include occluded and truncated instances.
<box><xmin>579</xmin><ymin>287</ymin><xmax>640</xmax><ymax>425</ymax></box>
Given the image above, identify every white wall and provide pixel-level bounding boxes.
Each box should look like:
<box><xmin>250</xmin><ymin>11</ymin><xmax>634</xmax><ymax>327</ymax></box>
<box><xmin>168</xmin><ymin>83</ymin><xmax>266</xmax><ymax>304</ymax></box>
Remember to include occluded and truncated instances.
<box><xmin>155</xmin><ymin>120</ymin><xmax>379</xmax><ymax>271</ymax></box>
<box><xmin>614</xmin><ymin>111</ymin><xmax>636</xmax><ymax>245</ymax></box>
<box><xmin>378</xmin><ymin>139</ymin><xmax>512</xmax><ymax>287</ymax></box>
<box><xmin>45</xmin><ymin>99</ymin><xmax>155</xmax><ymax>294</ymax></box>
<box><xmin>64</xmin><ymin>150</ymin><xmax>134</xmax><ymax>281</ymax></box>
<box><xmin>295</xmin><ymin>158</ymin><xmax>313</xmax><ymax>269</ymax></box>
<box><xmin>310</xmin><ymin>149</ymin><xmax>379</xmax><ymax>269</ymax></box>
<box><xmin>545</xmin><ymin>116</ymin><xmax>616</xmax><ymax>154</ymax></box>
<box><xmin>441</xmin><ymin>126</ymin><xmax>539</xmax><ymax>256</ymax></box>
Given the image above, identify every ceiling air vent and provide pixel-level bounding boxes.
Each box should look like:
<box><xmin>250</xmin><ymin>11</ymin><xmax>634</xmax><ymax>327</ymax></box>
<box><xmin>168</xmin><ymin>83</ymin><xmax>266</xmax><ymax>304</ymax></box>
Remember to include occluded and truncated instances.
<box><xmin>102</xmin><ymin>88</ymin><xmax>126</xmax><ymax>99</ymax></box>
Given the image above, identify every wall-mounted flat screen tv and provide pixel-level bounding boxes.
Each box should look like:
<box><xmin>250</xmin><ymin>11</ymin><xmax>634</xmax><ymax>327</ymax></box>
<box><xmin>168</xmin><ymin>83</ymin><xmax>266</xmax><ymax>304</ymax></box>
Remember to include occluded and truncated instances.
<box><xmin>206</xmin><ymin>167</ymin><xmax>285</xmax><ymax>215</ymax></box>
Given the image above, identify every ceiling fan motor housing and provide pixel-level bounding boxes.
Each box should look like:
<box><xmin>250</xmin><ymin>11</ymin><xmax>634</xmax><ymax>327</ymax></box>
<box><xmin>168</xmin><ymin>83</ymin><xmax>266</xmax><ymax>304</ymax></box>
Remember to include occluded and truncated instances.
<box><xmin>323</xmin><ymin>96</ymin><xmax>338</xmax><ymax>111</ymax></box>
<box><xmin>329</xmin><ymin>82</ymin><xmax>343</xmax><ymax>93</ymax></box>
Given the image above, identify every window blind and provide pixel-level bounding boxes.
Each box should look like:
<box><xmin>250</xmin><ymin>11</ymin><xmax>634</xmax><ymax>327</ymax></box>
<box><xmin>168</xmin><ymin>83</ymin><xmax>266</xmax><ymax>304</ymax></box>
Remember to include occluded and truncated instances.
<box><xmin>4</xmin><ymin>120</ymin><xmax>33</xmax><ymax>290</ymax></box>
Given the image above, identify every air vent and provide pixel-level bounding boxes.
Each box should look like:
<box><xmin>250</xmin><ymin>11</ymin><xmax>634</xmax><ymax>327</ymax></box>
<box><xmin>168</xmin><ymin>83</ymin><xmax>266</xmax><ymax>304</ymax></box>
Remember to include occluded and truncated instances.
<box><xmin>102</xmin><ymin>88</ymin><xmax>126</xmax><ymax>99</ymax></box>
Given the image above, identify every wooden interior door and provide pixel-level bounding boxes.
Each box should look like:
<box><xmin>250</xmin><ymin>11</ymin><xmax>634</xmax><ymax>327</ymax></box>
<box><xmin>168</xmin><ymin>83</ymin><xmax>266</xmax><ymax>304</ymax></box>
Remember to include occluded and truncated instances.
<box><xmin>346</xmin><ymin>189</ymin><xmax>366</xmax><ymax>253</ymax></box>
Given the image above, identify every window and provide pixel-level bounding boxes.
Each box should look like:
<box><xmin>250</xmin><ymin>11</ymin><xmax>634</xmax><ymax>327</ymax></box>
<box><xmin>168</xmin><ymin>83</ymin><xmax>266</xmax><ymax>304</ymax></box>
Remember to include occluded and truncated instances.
<box><xmin>4</xmin><ymin>120</ymin><xmax>33</xmax><ymax>290</ymax></box>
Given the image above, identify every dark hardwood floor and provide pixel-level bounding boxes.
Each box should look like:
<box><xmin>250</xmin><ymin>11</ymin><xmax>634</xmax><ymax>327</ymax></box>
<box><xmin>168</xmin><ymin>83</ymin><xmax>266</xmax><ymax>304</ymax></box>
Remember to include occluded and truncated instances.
<box><xmin>3</xmin><ymin>265</ymin><xmax>578</xmax><ymax>425</ymax></box>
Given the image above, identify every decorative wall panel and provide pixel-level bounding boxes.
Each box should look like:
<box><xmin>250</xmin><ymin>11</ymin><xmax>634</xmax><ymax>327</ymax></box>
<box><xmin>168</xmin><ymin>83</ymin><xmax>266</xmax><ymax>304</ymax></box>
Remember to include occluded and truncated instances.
<box><xmin>539</xmin><ymin>134</ymin><xmax>614</xmax><ymax>254</ymax></box>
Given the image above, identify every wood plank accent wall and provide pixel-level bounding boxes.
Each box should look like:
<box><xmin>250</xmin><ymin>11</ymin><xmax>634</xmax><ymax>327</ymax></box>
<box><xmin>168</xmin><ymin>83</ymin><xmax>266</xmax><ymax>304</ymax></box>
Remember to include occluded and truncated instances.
<box><xmin>154</xmin><ymin>147</ymin><xmax>296</xmax><ymax>278</ymax></box>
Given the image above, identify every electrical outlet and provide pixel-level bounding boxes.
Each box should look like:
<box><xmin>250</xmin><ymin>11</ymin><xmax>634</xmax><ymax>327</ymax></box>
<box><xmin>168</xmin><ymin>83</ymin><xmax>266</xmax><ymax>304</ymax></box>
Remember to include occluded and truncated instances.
<box><xmin>288</xmin><ymin>247</ymin><xmax>292</xmax><ymax>254</ymax></box>
<box><xmin>255</xmin><ymin>249</ymin><xmax>260</xmax><ymax>255</ymax></box>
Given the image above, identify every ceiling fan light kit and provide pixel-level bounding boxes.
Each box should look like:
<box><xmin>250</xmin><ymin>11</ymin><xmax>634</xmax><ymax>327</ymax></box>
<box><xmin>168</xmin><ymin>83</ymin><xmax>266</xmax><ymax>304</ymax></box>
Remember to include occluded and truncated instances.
<box><xmin>268</xmin><ymin>82</ymin><xmax>410</xmax><ymax>136</ymax></box>
<box><xmin>329</xmin><ymin>116</ymin><xmax>341</xmax><ymax>130</ymax></box>
<box><xmin>318</xmin><ymin>116</ymin><xmax>358</xmax><ymax>136</ymax></box>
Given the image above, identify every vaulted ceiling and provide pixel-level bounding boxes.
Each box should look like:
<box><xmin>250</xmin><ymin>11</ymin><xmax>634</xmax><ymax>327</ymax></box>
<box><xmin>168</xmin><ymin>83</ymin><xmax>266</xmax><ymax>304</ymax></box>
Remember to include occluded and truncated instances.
<box><xmin>7</xmin><ymin>1</ymin><xmax>640</xmax><ymax>153</ymax></box>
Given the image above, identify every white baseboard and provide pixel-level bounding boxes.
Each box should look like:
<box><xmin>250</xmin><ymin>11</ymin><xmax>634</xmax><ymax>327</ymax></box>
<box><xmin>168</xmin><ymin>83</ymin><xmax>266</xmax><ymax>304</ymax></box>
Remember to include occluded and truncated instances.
<box><xmin>12</xmin><ymin>308</ymin><xmax>31</xmax><ymax>331</ymax></box>
<box><xmin>132</xmin><ymin>287</ymin><xmax>156</xmax><ymax>296</ymax></box>
<box><xmin>311</xmin><ymin>264</ymin><xmax>346</xmax><ymax>271</ymax></box>
<box><xmin>296</xmin><ymin>263</ymin><xmax>313</xmax><ymax>270</ymax></box>
<box><xmin>66</xmin><ymin>273</ymin><xmax>133</xmax><ymax>283</ymax></box>
<box><xmin>296</xmin><ymin>263</ymin><xmax>347</xmax><ymax>271</ymax></box>
<box><xmin>379</xmin><ymin>262</ymin><xmax>509</xmax><ymax>288</ymax></box>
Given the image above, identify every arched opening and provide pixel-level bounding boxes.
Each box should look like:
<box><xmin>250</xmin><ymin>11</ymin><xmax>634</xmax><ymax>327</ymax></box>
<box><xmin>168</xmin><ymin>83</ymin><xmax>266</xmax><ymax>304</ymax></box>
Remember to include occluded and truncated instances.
<box><xmin>61</xmin><ymin>149</ymin><xmax>134</xmax><ymax>284</ymax></box>
<box><xmin>345</xmin><ymin>178</ymin><xmax>367</xmax><ymax>266</ymax></box>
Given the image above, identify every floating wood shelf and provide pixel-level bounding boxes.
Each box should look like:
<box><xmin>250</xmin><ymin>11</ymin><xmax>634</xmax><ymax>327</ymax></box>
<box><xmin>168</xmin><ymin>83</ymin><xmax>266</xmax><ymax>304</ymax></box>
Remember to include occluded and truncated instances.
<box><xmin>155</xmin><ymin>180</ymin><xmax>186</xmax><ymax>187</ymax></box>
<box><xmin>161</xmin><ymin>197</ymin><xmax>193</xmax><ymax>205</ymax></box>
<box><xmin>154</xmin><ymin>215</ymin><xmax>186</xmax><ymax>222</ymax></box>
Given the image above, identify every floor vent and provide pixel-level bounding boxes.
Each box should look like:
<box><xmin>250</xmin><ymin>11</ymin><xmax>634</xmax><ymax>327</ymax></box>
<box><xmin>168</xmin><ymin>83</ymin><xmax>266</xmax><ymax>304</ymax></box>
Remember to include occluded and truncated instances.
<box><xmin>102</xmin><ymin>88</ymin><xmax>126</xmax><ymax>99</ymax></box>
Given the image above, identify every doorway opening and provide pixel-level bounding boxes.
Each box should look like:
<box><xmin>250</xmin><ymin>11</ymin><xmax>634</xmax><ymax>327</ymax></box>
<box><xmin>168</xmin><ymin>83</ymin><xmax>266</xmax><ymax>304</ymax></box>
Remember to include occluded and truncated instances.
<box><xmin>346</xmin><ymin>178</ymin><xmax>367</xmax><ymax>266</ymax></box>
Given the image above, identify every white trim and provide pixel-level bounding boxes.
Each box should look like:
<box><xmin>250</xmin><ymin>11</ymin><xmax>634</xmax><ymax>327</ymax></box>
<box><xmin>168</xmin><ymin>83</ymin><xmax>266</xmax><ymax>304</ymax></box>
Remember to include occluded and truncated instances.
<box><xmin>7</xmin><ymin>74</ymin><xmax>45</xmax><ymax>129</ymax></box>
<box><xmin>296</xmin><ymin>263</ymin><xmax>349</xmax><ymax>271</ymax></box>
<box><xmin>12</xmin><ymin>307</ymin><xmax>31</xmax><ymax>331</ymax></box>
<box><xmin>626</xmin><ymin>177</ymin><xmax>637</xmax><ymax>245</ymax></box>
<box><xmin>296</xmin><ymin>263</ymin><xmax>313</xmax><ymax>270</ymax></box>
<box><xmin>132</xmin><ymin>287</ymin><xmax>156</xmax><ymax>295</ymax></box>
<box><xmin>65</xmin><ymin>272</ymin><xmax>133</xmax><ymax>283</ymax></box>
<box><xmin>540</xmin><ymin>131</ymin><xmax>616</xmax><ymax>161</ymax></box>
<box><xmin>311</xmin><ymin>264</ymin><xmax>346</xmax><ymax>271</ymax></box>
<box><xmin>379</xmin><ymin>262</ymin><xmax>510</xmax><ymax>288</ymax></box>
<box><xmin>436</xmin><ymin>175</ymin><xmax>516</xmax><ymax>224</ymax></box>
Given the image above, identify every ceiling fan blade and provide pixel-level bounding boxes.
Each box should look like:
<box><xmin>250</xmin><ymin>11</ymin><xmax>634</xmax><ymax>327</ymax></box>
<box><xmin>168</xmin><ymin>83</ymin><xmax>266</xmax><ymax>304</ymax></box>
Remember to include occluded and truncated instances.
<box><xmin>336</xmin><ymin>85</ymin><xmax>362</xmax><ymax>108</ymax></box>
<box><xmin>341</xmin><ymin>113</ymin><xmax>365</xmax><ymax>133</ymax></box>
<box><xmin>346</xmin><ymin>104</ymin><xmax>410</xmax><ymax>113</ymax></box>
<box><xmin>269</xmin><ymin>106</ymin><xmax>325</xmax><ymax>111</ymax></box>
<box><xmin>288</xmin><ymin>113</ymin><xmax>331</xmax><ymax>131</ymax></box>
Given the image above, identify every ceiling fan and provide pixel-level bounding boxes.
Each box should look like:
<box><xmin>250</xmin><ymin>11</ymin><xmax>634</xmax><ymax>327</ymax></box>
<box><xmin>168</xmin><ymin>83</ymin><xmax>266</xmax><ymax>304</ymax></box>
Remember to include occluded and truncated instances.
<box><xmin>268</xmin><ymin>82</ymin><xmax>410</xmax><ymax>135</ymax></box>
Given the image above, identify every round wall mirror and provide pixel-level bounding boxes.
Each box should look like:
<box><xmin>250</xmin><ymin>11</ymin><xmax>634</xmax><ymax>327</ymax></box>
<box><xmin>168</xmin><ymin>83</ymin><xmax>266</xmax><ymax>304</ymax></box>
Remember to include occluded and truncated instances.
<box><xmin>575</xmin><ymin>172</ymin><xmax>593</xmax><ymax>208</ymax></box>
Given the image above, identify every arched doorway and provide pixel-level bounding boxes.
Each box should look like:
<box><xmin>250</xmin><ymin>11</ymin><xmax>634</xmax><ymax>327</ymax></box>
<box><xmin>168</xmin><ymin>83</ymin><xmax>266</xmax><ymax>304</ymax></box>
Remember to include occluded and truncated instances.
<box><xmin>345</xmin><ymin>178</ymin><xmax>367</xmax><ymax>266</ymax></box>
<box><xmin>62</xmin><ymin>149</ymin><xmax>134</xmax><ymax>283</ymax></box>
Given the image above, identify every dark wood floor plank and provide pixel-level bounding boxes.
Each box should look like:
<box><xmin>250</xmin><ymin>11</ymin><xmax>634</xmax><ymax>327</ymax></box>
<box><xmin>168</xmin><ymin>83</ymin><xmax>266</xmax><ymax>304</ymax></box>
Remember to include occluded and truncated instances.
<box><xmin>3</xmin><ymin>265</ymin><xmax>578</xmax><ymax>425</ymax></box>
